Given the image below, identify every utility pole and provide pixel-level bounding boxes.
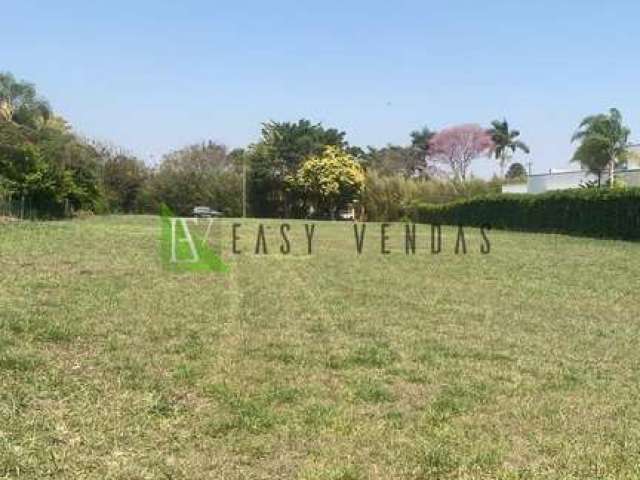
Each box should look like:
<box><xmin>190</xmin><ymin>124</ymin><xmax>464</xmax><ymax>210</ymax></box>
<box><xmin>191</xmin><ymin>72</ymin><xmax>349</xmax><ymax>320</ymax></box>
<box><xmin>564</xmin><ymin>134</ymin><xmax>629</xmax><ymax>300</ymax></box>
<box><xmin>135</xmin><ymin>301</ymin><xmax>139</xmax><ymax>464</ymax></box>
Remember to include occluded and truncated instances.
<box><xmin>242</xmin><ymin>157</ymin><xmax>247</xmax><ymax>218</ymax></box>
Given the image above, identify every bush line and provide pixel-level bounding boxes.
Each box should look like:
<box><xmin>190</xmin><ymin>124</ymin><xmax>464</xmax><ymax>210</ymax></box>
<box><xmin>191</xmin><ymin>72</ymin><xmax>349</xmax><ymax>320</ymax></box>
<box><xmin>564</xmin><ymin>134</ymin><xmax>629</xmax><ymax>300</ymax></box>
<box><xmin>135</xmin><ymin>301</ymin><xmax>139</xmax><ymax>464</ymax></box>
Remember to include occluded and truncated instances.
<box><xmin>409</xmin><ymin>188</ymin><xmax>640</xmax><ymax>240</ymax></box>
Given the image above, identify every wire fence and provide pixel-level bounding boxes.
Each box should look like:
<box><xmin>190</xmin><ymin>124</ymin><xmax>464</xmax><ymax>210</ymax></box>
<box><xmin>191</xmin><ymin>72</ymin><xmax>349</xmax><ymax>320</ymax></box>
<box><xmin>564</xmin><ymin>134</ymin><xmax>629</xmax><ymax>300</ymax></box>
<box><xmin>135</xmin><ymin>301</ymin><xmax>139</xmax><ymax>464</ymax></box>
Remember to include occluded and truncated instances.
<box><xmin>0</xmin><ymin>195</ymin><xmax>71</xmax><ymax>220</ymax></box>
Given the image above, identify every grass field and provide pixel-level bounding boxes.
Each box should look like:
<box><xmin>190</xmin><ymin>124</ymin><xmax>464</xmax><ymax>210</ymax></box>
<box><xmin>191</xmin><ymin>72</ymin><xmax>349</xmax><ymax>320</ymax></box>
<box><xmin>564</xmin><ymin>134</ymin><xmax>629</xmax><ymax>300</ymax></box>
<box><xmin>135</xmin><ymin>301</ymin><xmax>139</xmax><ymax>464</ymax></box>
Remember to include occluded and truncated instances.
<box><xmin>1</xmin><ymin>216</ymin><xmax>640</xmax><ymax>479</ymax></box>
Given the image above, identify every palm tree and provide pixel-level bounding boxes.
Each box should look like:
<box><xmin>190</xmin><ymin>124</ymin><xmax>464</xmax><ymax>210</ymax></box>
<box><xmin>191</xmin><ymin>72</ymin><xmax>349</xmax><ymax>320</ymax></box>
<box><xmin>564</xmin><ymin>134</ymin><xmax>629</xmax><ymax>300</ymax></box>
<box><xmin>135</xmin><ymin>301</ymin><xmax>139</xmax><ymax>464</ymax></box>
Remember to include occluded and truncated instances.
<box><xmin>0</xmin><ymin>72</ymin><xmax>51</xmax><ymax>127</ymax></box>
<box><xmin>571</xmin><ymin>108</ymin><xmax>630</xmax><ymax>187</ymax></box>
<box><xmin>571</xmin><ymin>135</ymin><xmax>610</xmax><ymax>187</ymax></box>
<box><xmin>488</xmin><ymin>119</ymin><xmax>530</xmax><ymax>177</ymax></box>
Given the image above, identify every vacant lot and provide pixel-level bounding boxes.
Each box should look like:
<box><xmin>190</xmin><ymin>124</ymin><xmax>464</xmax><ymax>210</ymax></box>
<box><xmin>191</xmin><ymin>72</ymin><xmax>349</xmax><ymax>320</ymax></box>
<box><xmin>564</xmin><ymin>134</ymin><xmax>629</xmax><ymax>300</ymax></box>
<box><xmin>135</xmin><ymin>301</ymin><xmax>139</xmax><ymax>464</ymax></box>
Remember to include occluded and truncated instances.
<box><xmin>1</xmin><ymin>216</ymin><xmax>640</xmax><ymax>479</ymax></box>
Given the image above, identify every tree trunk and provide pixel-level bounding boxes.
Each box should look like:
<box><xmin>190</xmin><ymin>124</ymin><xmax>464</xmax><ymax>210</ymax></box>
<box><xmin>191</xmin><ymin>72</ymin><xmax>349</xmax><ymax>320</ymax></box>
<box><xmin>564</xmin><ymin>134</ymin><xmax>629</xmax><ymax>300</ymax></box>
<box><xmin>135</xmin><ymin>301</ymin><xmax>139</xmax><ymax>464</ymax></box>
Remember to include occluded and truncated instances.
<box><xmin>608</xmin><ymin>158</ymin><xmax>615</xmax><ymax>187</ymax></box>
<box><xmin>283</xmin><ymin>190</ymin><xmax>289</xmax><ymax>218</ymax></box>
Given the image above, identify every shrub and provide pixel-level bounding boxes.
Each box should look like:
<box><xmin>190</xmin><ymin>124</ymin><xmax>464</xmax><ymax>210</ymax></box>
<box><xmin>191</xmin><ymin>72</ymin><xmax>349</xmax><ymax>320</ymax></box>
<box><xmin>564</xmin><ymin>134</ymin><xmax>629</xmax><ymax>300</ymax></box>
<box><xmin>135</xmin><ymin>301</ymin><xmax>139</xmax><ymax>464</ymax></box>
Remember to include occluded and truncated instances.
<box><xmin>412</xmin><ymin>188</ymin><xmax>640</xmax><ymax>240</ymax></box>
<box><xmin>362</xmin><ymin>171</ymin><xmax>500</xmax><ymax>222</ymax></box>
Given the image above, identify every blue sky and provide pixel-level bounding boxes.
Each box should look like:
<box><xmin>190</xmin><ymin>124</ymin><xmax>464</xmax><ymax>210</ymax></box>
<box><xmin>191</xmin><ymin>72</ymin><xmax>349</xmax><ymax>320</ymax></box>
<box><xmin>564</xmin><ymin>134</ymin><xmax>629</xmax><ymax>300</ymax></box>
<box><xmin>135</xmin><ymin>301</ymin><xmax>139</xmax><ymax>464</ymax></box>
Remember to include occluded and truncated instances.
<box><xmin>2</xmin><ymin>0</ymin><xmax>639</xmax><ymax>176</ymax></box>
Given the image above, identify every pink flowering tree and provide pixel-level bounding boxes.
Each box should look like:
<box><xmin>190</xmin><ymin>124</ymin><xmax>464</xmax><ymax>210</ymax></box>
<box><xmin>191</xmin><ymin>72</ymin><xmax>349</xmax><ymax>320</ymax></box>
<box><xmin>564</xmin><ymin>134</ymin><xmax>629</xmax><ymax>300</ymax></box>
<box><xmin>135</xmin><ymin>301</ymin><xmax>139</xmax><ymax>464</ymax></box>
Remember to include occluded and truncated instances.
<box><xmin>427</xmin><ymin>124</ymin><xmax>494</xmax><ymax>183</ymax></box>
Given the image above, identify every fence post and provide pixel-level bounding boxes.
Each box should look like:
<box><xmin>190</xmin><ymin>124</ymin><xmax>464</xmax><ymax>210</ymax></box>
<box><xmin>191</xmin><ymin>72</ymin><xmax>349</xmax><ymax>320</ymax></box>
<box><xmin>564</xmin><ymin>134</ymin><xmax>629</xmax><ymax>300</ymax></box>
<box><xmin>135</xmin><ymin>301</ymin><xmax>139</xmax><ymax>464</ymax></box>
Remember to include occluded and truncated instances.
<box><xmin>20</xmin><ymin>195</ymin><xmax>25</xmax><ymax>220</ymax></box>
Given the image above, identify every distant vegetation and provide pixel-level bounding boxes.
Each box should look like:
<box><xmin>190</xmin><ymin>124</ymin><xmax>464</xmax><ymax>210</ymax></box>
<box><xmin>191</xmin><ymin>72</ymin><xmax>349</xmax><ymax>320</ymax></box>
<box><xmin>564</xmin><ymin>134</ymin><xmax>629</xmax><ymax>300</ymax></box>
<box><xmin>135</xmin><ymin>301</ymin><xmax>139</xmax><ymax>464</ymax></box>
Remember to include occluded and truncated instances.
<box><xmin>571</xmin><ymin>108</ymin><xmax>632</xmax><ymax>187</ymax></box>
<box><xmin>2</xmin><ymin>71</ymin><xmax>632</xmax><ymax>221</ymax></box>
<box><xmin>505</xmin><ymin>162</ymin><xmax>527</xmax><ymax>181</ymax></box>
<box><xmin>488</xmin><ymin>119</ymin><xmax>530</xmax><ymax>177</ymax></box>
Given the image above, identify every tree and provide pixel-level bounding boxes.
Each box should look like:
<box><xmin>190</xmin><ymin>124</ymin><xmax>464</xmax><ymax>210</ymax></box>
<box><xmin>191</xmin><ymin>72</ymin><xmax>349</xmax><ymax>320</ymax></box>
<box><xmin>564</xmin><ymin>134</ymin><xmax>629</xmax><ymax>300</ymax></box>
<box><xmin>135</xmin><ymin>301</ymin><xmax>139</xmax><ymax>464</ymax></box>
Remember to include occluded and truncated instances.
<box><xmin>0</xmin><ymin>72</ymin><xmax>149</xmax><ymax>216</ymax></box>
<box><xmin>488</xmin><ymin>119</ymin><xmax>529</xmax><ymax>177</ymax></box>
<box><xmin>247</xmin><ymin>119</ymin><xmax>351</xmax><ymax>217</ymax></box>
<box><xmin>363</xmin><ymin>127</ymin><xmax>435</xmax><ymax>178</ymax></box>
<box><xmin>288</xmin><ymin>146</ymin><xmax>364</xmax><ymax>218</ymax></box>
<box><xmin>0</xmin><ymin>135</ymin><xmax>74</xmax><ymax>216</ymax></box>
<box><xmin>571</xmin><ymin>108</ymin><xmax>631</xmax><ymax>187</ymax></box>
<box><xmin>96</xmin><ymin>144</ymin><xmax>149</xmax><ymax>212</ymax></box>
<box><xmin>410</xmin><ymin>127</ymin><xmax>435</xmax><ymax>153</ymax></box>
<box><xmin>410</xmin><ymin>126</ymin><xmax>435</xmax><ymax>175</ymax></box>
<box><xmin>571</xmin><ymin>136</ymin><xmax>610</xmax><ymax>187</ymax></box>
<box><xmin>36</xmin><ymin>123</ymin><xmax>104</xmax><ymax>210</ymax></box>
<box><xmin>0</xmin><ymin>72</ymin><xmax>51</xmax><ymax>128</ymax></box>
<box><xmin>227</xmin><ymin>147</ymin><xmax>247</xmax><ymax>174</ymax></box>
<box><xmin>427</xmin><ymin>124</ymin><xmax>493</xmax><ymax>184</ymax></box>
<box><xmin>0</xmin><ymin>106</ymin><xmax>104</xmax><ymax>215</ymax></box>
<box><xmin>363</xmin><ymin>145</ymin><xmax>420</xmax><ymax>177</ymax></box>
<box><xmin>505</xmin><ymin>162</ymin><xmax>527</xmax><ymax>180</ymax></box>
<box><xmin>150</xmin><ymin>141</ymin><xmax>242</xmax><ymax>216</ymax></box>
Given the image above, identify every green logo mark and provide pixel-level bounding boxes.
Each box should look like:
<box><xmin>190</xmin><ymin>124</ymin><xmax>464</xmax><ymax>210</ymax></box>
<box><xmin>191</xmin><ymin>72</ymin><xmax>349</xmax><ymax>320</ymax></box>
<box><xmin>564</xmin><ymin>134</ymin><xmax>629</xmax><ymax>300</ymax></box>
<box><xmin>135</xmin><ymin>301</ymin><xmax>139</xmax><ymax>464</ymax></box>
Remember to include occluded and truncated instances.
<box><xmin>159</xmin><ymin>204</ymin><xmax>228</xmax><ymax>273</ymax></box>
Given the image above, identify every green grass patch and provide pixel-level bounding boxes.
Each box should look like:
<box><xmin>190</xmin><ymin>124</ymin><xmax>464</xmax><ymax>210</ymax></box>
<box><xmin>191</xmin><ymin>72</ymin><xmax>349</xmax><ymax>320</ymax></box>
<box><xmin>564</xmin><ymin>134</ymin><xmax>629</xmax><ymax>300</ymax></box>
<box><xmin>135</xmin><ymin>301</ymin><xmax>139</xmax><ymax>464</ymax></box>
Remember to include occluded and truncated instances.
<box><xmin>1</xmin><ymin>215</ymin><xmax>639</xmax><ymax>478</ymax></box>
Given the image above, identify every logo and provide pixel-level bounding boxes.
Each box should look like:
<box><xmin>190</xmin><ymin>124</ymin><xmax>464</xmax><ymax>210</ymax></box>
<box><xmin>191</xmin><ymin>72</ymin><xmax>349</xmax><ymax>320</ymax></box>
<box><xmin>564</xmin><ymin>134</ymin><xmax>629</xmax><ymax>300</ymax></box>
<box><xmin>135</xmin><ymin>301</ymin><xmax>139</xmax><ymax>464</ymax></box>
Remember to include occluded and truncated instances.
<box><xmin>159</xmin><ymin>204</ymin><xmax>228</xmax><ymax>273</ymax></box>
<box><xmin>160</xmin><ymin>205</ymin><xmax>492</xmax><ymax>273</ymax></box>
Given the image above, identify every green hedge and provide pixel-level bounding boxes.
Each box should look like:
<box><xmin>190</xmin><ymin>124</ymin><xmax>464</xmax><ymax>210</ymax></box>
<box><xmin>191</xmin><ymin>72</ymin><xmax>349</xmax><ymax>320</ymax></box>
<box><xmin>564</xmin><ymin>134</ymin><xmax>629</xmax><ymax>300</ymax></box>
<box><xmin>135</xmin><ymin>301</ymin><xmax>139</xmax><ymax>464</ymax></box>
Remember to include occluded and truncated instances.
<box><xmin>411</xmin><ymin>188</ymin><xmax>640</xmax><ymax>240</ymax></box>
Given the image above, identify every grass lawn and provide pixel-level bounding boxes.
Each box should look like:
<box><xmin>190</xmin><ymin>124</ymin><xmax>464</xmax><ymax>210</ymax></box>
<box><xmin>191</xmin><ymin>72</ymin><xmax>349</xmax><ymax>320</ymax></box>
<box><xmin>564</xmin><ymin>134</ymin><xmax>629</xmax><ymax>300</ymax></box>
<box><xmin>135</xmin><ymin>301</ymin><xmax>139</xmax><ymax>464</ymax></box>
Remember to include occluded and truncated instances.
<box><xmin>1</xmin><ymin>215</ymin><xmax>640</xmax><ymax>479</ymax></box>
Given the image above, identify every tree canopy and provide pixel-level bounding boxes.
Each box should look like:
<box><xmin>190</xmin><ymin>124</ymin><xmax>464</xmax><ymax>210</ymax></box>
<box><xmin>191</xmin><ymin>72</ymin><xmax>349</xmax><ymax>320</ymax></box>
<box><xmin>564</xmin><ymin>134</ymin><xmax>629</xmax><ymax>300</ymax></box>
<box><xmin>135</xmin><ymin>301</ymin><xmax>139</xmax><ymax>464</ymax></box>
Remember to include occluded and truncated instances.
<box><xmin>0</xmin><ymin>71</ymin><xmax>543</xmax><ymax>221</ymax></box>
<box><xmin>150</xmin><ymin>141</ymin><xmax>242</xmax><ymax>216</ymax></box>
<box><xmin>247</xmin><ymin>119</ymin><xmax>353</xmax><ymax>217</ymax></box>
<box><xmin>505</xmin><ymin>162</ymin><xmax>527</xmax><ymax>180</ymax></box>
<box><xmin>288</xmin><ymin>146</ymin><xmax>364</xmax><ymax>218</ymax></box>
<box><xmin>428</xmin><ymin>124</ymin><xmax>493</xmax><ymax>183</ymax></box>
<box><xmin>0</xmin><ymin>72</ymin><xmax>51</xmax><ymax>128</ymax></box>
<box><xmin>363</xmin><ymin>126</ymin><xmax>435</xmax><ymax>178</ymax></box>
<box><xmin>0</xmin><ymin>114</ymin><xmax>103</xmax><ymax>216</ymax></box>
<box><xmin>571</xmin><ymin>108</ymin><xmax>631</xmax><ymax>186</ymax></box>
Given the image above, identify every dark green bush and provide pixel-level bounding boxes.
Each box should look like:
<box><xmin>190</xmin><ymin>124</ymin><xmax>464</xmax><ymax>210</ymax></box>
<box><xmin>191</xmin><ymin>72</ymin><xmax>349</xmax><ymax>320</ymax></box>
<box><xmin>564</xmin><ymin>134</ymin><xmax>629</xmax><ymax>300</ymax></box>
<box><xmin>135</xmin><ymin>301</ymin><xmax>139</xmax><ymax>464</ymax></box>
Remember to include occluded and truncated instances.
<box><xmin>412</xmin><ymin>188</ymin><xmax>640</xmax><ymax>240</ymax></box>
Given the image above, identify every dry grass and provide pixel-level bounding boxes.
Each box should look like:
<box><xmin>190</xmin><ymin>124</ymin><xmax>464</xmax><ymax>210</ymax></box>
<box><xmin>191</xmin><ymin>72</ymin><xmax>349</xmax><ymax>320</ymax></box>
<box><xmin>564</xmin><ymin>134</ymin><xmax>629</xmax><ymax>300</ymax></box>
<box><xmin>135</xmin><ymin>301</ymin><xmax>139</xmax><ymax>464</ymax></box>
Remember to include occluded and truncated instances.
<box><xmin>0</xmin><ymin>216</ymin><xmax>18</xmax><ymax>225</ymax></box>
<box><xmin>1</xmin><ymin>215</ymin><xmax>640</xmax><ymax>479</ymax></box>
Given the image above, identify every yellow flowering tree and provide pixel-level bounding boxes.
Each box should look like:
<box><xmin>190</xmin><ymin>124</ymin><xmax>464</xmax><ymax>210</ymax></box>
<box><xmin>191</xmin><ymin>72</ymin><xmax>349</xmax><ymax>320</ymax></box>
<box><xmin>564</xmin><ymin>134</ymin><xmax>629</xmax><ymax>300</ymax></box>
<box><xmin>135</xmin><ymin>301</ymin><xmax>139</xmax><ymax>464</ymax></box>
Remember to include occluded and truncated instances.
<box><xmin>289</xmin><ymin>146</ymin><xmax>365</xmax><ymax>218</ymax></box>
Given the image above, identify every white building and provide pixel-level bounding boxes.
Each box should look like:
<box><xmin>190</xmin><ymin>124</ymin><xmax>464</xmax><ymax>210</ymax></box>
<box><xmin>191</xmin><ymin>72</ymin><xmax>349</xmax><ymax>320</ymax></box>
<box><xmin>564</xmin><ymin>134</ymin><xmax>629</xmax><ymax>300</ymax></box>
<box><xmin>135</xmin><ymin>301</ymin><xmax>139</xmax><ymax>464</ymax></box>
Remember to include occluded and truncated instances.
<box><xmin>503</xmin><ymin>144</ymin><xmax>640</xmax><ymax>194</ymax></box>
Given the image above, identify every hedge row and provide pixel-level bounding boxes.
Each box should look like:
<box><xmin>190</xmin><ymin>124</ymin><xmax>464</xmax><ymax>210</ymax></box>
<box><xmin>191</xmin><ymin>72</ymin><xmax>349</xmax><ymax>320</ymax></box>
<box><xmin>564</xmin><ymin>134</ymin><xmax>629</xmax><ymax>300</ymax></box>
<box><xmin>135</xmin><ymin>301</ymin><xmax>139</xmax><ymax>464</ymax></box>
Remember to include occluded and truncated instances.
<box><xmin>410</xmin><ymin>188</ymin><xmax>640</xmax><ymax>240</ymax></box>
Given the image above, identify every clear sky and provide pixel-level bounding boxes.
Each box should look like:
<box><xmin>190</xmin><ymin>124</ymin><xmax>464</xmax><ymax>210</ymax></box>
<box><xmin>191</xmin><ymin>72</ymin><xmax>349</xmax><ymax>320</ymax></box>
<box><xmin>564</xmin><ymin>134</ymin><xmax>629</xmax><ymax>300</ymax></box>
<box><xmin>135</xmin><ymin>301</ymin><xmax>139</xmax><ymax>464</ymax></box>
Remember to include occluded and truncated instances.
<box><xmin>2</xmin><ymin>0</ymin><xmax>639</xmax><ymax>176</ymax></box>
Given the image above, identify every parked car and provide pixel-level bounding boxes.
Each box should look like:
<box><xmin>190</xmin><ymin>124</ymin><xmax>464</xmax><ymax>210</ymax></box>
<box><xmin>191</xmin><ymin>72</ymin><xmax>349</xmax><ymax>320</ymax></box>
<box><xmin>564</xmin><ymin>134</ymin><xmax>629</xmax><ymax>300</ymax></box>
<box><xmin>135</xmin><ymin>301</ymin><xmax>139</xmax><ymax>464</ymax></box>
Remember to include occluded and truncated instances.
<box><xmin>338</xmin><ymin>203</ymin><xmax>356</xmax><ymax>220</ymax></box>
<box><xmin>192</xmin><ymin>206</ymin><xmax>222</xmax><ymax>218</ymax></box>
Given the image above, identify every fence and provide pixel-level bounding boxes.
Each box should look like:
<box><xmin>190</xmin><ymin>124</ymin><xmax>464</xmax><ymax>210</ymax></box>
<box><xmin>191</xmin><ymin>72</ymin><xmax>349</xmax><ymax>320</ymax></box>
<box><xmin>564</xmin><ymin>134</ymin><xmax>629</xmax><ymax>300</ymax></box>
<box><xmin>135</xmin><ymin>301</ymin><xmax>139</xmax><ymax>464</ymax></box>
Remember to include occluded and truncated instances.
<box><xmin>0</xmin><ymin>195</ymin><xmax>71</xmax><ymax>220</ymax></box>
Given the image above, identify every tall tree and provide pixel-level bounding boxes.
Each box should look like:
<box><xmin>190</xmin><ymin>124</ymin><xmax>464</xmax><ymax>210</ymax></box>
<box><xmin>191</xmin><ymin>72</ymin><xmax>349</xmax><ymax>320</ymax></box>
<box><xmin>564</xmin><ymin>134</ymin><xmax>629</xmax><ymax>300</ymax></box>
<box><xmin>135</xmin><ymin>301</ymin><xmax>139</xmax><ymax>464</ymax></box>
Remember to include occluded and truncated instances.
<box><xmin>488</xmin><ymin>119</ymin><xmax>529</xmax><ymax>177</ymax></box>
<box><xmin>571</xmin><ymin>135</ymin><xmax>612</xmax><ymax>187</ymax></box>
<box><xmin>0</xmin><ymin>121</ymin><xmax>100</xmax><ymax>215</ymax></box>
<box><xmin>151</xmin><ymin>141</ymin><xmax>242</xmax><ymax>216</ymax></box>
<box><xmin>428</xmin><ymin>124</ymin><xmax>493</xmax><ymax>185</ymax></box>
<box><xmin>0</xmin><ymin>93</ymin><xmax>103</xmax><ymax>216</ymax></box>
<box><xmin>571</xmin><ymin>108</ymin><xmax>631</xmax><ymax>187</ymax></box>
<box><xmin>95</xmin><ymin>144</ymin><xmax>149</xmax><ymax>212</ymax></box>
<box><xmin>247</xmin><ymin>119</ymin><xmax>350</xmax><ymax>217</ymax></box>
<box><xmin>363</xmin><ymin>145</ymin><xmax>420</xmax><ymax>177</ymax></box>
<box><xmin>0</xmin><ymin>72</ymin><xmax>51</xmax><ymax>128</ymax></box>
<box><xmin>363</xmin><ymin>127</ymin><xmax>435</xmax><ymax>177</ymax></box>
<box><xmin>410</xmin><ymin>126</ymin><xmax>435</xmax><ymax>174</ymax></box>
<box><xmin>288</xmin><ymin>146</ymin><xmax>364</xmax><ymax>219</ymax></box>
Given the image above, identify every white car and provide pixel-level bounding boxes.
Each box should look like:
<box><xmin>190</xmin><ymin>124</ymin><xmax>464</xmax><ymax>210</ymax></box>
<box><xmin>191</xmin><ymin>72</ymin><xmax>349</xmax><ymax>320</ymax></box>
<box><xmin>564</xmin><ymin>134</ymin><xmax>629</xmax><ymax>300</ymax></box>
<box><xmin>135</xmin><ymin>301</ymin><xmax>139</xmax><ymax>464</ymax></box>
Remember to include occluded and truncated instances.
<box><xmin>192</xmin><ymin>206</ymin><xmax>222</xmax><ymax>218</ymax></box>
